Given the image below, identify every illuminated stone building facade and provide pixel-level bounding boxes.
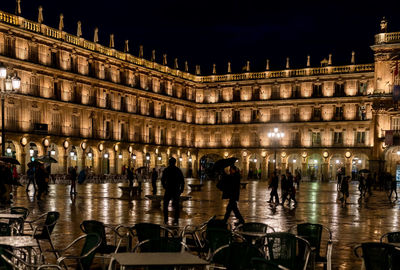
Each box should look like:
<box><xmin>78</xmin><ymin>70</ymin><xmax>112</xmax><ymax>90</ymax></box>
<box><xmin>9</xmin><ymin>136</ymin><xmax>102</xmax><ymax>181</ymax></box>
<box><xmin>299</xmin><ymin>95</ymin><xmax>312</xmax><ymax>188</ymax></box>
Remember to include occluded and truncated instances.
<box><xmin>0</xmin><ymin>6</ymin><xmax>399</xmax><ymax>180</ymax></box>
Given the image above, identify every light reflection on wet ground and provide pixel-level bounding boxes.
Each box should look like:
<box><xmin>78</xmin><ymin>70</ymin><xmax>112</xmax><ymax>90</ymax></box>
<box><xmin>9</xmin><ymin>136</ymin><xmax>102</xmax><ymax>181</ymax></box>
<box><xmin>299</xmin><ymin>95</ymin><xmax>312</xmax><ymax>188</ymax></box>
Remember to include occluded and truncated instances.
<box><xmin>9</xmin><ymin>179</ymin><xmax>400</xmax><ymax>269</ymax></box>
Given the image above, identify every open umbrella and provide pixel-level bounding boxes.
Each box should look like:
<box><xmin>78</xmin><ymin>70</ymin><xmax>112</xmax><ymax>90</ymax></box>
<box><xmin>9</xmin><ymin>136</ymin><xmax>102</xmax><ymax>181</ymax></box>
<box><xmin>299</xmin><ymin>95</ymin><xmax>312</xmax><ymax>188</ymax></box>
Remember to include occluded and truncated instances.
<box><xmin>36</xmin><ymin>156</ymin><xmax>58</xmax><ymax>163</ymax></box>
<box><xmin>212</xmin><ymin>157</ymin><xmax>238</xmax><ymax>172</ymax></box>
<box><xmin>0</xmin><ymin>156</ymin><xmax>20</xmax><ymax>165</ymax></box>
<box><xmin>359</xmin><ymin>169</ymin><xmax>370</xmax><ymax>174</ymax></box>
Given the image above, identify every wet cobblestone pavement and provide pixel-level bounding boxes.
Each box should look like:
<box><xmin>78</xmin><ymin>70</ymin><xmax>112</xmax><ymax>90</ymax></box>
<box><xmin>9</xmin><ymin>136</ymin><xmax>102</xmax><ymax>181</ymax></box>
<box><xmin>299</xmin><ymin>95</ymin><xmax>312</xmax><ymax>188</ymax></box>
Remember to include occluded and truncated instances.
<box><xmin>6</xmin><ymin>179</ymin><xmax>400</xmax><ymax>269</ymax></box>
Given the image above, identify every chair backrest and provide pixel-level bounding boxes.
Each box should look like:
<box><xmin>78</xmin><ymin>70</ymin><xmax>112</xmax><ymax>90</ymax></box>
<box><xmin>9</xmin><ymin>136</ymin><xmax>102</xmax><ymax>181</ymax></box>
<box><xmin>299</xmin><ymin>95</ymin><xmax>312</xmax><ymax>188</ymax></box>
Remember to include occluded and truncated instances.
<box><xmin>359</xmin><ymin>242</ymin><xmax>400</xmax><ymax>270</ymax></box>
<box><xmin>79</xmin><ymin>233</ymin><xmax>101</xmax><ymax>270</ymax></box>
<box><xmin>205</xmin><ymin>228</ymin><xmax>232</xmax><ymax>253</ymax></box>
<box><xmin>251</xmin><ymin>257</ymin><xmax>288</xmax><ymax>270</ymax></box>
<box><xmin>381</xmin><ymin>232</ymin><xmax>400</xmax><ymax>244</ymax></box>
<box><xmin>10</xmin><ymin>207</ymin><xmax>29</xmax><ymax>220</ymax></box>
<box><xmin>40</xmin><ymin>212</ymin><xmax>60</xmax><ymax>239</ymax></box>
<box><xmin>212</xmin><ymin>242</ymin><xmax>264</xmax><ymax>270</ymax></box>
<box><xmin>296</xmin><ymin>223</ymin><xmax>323</xmax><ymax>256</ymax></box>
<box><xmin>0</xmin><ymin>223</ymin><xmax>10</xmax><ymax>237</ymax></box>
<box><xmin>80</xmin><ymin>220</ymin><xmax>108</xmax><ymax>250</ymax></box>
<box><xmin>133</xmin><ymin>223</ymin><xmax>164</xmax><ymax>243</ymax></box>
<box><xmin>265</xmin><ymin>232</ymin><xmax>302</xmax><ymax>270</ymax></box>
<box><xmin>136</xmin><ymin>238</ymin><xmax>182</xmax><ymax>253</ymax></box>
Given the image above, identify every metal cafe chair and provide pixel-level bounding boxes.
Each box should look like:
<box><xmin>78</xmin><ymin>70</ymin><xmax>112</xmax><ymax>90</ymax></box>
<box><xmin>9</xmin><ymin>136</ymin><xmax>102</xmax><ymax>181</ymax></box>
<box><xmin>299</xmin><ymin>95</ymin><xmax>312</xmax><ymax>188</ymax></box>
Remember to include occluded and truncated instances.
<box><xmin>289</xmin><ymin>223</ymin><xmax>333</xmax><ymax>270</ymax></box>
<box><xmin>380</xmin><ymin>231</ymin><xmax>400</xmax><ymax>244</ymax></box>
<box><xmin>354</xmin><ymin>242</ymin><xmax>400</xmax><ymax>270</ymax></box>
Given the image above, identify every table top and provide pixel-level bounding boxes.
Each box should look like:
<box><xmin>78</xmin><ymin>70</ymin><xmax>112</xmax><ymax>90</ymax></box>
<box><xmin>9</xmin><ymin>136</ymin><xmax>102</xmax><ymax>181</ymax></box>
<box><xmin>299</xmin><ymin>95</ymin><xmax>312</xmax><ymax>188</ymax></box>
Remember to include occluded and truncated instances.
<box><xmin>0</xmin><ymin>236</ymin><xmax>37</xmax><ymax>247</ymax></box>
<box><xmin>236</xmin><ymin>230</ymin><xmax>268</xmax><ymax>238</ymax></box>
<box><xmin>0</xmin><ymin>213</ymin><xmax>24</xmax><ymax>219</ymax></box>
<box><xmin>112</xmin><ymin>252</ymin><xmax>209</xmax><ymax>266</ymax></box>
<box><xmin>188</xmin><ymin>184</ymin><xmax>203</xmax><ymax>186</ymax></box>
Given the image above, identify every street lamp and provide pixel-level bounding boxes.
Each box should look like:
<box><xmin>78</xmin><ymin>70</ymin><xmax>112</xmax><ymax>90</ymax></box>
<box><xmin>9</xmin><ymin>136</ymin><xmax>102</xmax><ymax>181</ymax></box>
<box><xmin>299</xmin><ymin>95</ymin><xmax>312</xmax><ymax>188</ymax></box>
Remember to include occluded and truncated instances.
<box><xmin>267</xmin><ymin>127</ymin><xmax>284</xmax><ymax>171</ymax></box>
<box><xmin>0</xmin><ymin>64</ymin><xmax>21</xmax><ymax>156</ymax></box>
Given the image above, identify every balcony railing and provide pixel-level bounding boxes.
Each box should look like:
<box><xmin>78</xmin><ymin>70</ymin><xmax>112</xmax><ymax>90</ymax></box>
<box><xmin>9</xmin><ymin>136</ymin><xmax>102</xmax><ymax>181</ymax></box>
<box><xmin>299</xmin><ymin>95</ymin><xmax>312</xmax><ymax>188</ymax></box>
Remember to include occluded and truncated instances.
<box><xmin>375</xmin><ymin>32</ymin><xmax>400</xmax><ymax>44</ymax></box>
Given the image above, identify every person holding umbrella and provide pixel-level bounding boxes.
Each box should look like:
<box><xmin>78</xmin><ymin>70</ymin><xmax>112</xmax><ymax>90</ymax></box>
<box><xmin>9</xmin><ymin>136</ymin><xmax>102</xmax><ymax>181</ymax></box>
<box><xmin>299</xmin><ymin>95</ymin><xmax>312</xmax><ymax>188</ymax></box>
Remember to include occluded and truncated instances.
<box><xmin>161</xmin><ymin>157</ymin><xmax>184</xmax><ymax>225</ymax></box>
<box><xmin>222</xmin><ymin>165</ymin><xmax>245</xmax><ymax>226</ymax></box>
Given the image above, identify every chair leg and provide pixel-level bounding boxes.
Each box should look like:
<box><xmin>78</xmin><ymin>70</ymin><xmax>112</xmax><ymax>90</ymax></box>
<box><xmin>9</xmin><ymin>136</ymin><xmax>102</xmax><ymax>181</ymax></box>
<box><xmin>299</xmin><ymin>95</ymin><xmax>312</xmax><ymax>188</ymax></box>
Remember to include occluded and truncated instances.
<box><xmin>48</xmin><ymin>238</ymin><xmax>60</xmax><ymax>260</ymax></box>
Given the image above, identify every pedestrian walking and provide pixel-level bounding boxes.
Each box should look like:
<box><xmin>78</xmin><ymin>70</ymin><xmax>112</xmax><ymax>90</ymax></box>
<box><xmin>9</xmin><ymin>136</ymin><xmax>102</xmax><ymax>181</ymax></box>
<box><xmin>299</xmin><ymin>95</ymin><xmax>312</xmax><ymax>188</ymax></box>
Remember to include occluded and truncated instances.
<box><xmin>127</xmin><ymin>166</ymin><xmax>134</xmax><ymax>187</ymax></box>
<box><xmin>340</xmin><ymin>176</ymin><xmax>350</xmax><ymax>207</ymax></box>
<box><xmin>389</xmin><ymin>176</ymin><xmax>398</xmax><ymax>200</ymax></box>
<box><xmin>151</xmin><ymin>168</ymin><xmax>158</xmax><ymax>195</ymax></box>
<box><xmin>26</xmin><ymin>163</ymin><xmax>36</xmax><ymax>192</ymax></box>
<box><xmin>68</xmin><ymin>166</ymin><xmax>77</xmax><ymax>194</ymax></box>
<box><xmin>78</xmin><ymin>167</ymin><xmax>87</xmax><ymax>184</ymax></box>
<box><xmin>280</xmin><ymin>174</ymin><xmax>289</xmax><ymax>205</ymax></box>
<box><xmin>222</xmin><ymin>166</ymin><xmax>245</xmax><ymax>226</ymax></box>
<box><xmin>136</xmin><ymin>169</ymin><xmax>143</xmax><ymax>193</ymax></box>
<box><xmin>36</xmin><ymin>164</ymin><xmax>48</xmax><ymax>200</ymax></box>
<box><xmin>358</xmin><ymin>175</ymin><xmax>366</xmax><ymax>197</ymax></box>
<box><xmin>161</xmin><ymin>157</ymin><xmax>184</xmax><ymax>225</ymax></box>
<box><xmin>366</xmin><ymin>173</ymin><xmax>373</xmax><ymax>196</ymax></box>
<box><xmin>268</xmin><ymin>171</ymin><xmax>280</xmax><ymax>204</ymax></box>
<box><xmin>287</xmin><ymin>172</ymin><xmax>297</xmax><ymax>205</ymax></box>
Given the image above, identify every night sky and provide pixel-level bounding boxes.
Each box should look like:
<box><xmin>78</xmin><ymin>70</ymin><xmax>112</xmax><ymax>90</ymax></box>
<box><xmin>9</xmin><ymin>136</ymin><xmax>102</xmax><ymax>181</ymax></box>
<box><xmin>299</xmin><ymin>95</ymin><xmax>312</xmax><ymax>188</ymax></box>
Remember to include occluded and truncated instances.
<box><xmin>2</xmin><ymin>0</ymin><xmax>400</xmax><ymax>74</ymax></box>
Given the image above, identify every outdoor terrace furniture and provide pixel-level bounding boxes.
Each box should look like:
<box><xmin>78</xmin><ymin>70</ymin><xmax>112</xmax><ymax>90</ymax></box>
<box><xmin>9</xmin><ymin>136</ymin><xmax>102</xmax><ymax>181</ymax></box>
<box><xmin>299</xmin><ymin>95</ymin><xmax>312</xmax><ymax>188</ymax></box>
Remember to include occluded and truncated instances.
<box><xmin>289</xmin><ymin>223</ymin><xmax>333</xmax><ymax>270</ymax></box>
<box><xmin>48</xmin><ymin>233</ymin><xmax>101</xmax><ymax>270</ymax></box>
<box><xmin>0</xmin><ymin>246</ymin><xmax>61</xmax><ymax>270</ymax></box>
<box><xmin>182</xmin><ymin>215</ymin><xmax>216</xmax><ymax>257</ymax></box>
<box><xmin>132</xmin><ymin>238</ymin><xmax>187</xmax><ymax>253</ymax></box>
<box><xmin>24</xmin><ymin>211</ymin><xmax>60</xmax><ymax>261</ymax></box>
<box><xmin>210</xmin><ymin>241</ymin><xmax>264</xmax><ymax>270</ymax></box>
<box><xmin>354</xmin><ymin>242</ymin><xmax>400</xmax><ymax>270</ymax></box>
<box><xmin>126</xmin><ymin>222</ymin><xmax>175</xmax><ymax>251</ymax></box>
<box><xmin>234</xmin><ymin>222</ymin><xmax>275</xmax><ymax>247</ymax></box>
<box><xmin>108</xmin><ymin>252</ymin><xmax>209</xmax><ymax>270</ymax></box>
<box><xmin>80</xmin><ymin>220</ymin><xmax>127</xmax><ymax>256</ymax></box>
<box><xmin>204</xmin><ymin>227</ymin><xmax>233</xmax><ymax>260</ymax></box>
<box><xmin>264</xmin><ymin>232</ymin><xmax>311</xmax><ymax>270</ymax></box>
<box><xmin>9</xmin><ymin>207</ymin><xmax>29</xmax><ymax>234</ymax></box>
<box><xmin>381</xmin><ymin>231</ymin><xmax>400</xmax><ymax>244</ymax></box>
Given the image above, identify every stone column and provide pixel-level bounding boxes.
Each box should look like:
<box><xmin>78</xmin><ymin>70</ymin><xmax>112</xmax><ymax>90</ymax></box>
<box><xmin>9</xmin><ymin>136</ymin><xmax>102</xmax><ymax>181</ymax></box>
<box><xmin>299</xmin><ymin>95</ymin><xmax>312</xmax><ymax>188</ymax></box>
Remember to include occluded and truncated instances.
<box><xmin>261</xmin><ymin>156</ymin><xmax>267</xmax><ymax>180</ymax></box>
<box><xmin>81</xmin><ymin>150</ymin><xmax>86</xmax><ymax>170</ymax></box>
<box><xmin>301</xmin><ymin>158</ymin><xmax>307</xmax><ymax>179</ymax></box>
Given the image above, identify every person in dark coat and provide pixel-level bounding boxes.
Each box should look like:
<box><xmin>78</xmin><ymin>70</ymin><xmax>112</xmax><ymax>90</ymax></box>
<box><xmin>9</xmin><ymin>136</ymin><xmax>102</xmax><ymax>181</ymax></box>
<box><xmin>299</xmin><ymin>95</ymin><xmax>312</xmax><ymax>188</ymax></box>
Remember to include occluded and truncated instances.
<box><xmin>268</xmin><ymin>171</ymin><xmax>280</xmax><ymax>204</ymax></box>
<box><xmin>36</xmin><ymin>164</ymin><xmax>48</xmax><ymax>200</ymax></box>
<box><xmin>127</xmin><ymin>166</ymin><xmax>134</xmax><ymax>187</ymax></box>
<box><xmin>151</xmin><ymin>168</ymin><xmax>158</xmax><ymax>195</ymax></box>
<box><xmin>222</xmin><ymin>166</ymin><xmax>245</xmax><ymax>225</ymax></box>
<box><xmin>161</xmin><ymin>157</ymin><xmax>184</xmax><ymax>225</ymax></box>
<box><xmin>26</xmin><ymin>163</ymin><xmax>36</xmax><ymax>192</ymax></box>
<box><xmin>68</xmin><ymin>166</ymin><xmax>77</xmax><ymax>194</ymax></box>
<box><xmin>389</xmin><ymin>175</ymin><xmax>398</xmax><ymax>200</ymax></box>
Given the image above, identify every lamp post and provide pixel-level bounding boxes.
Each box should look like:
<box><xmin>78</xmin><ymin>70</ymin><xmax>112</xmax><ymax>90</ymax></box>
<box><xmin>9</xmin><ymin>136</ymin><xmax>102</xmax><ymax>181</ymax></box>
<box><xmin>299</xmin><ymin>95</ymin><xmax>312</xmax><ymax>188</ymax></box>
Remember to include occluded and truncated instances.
<box><xmin>0</xmin><ymin>64</ymin><xmax>21</xmax><ymax>156</ymax></box>
<box><xmin>267</xmin><ymin>127</ymin><xmax>284</xmax><ymax>172</ymax></box>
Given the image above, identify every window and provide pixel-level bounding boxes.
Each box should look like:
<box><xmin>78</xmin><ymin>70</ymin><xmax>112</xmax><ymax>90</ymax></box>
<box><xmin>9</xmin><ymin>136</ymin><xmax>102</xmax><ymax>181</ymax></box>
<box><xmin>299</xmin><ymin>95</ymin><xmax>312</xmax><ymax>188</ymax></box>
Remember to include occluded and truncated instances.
<box><xmin>311</xmin><ymin>132</ymin><xmax>321</xmax><ymax>146</ymax></box>
<box><xmin>233</xmin><ymin>110</ymin><xmax>240</xmax><ymax>123</ymax></box>
<box><xmin>31</xmin><ymin>110</ymin><xmax>41</xmax><ymax>125</ymax></box>
<box><xmin>6</xmin><ymin>107</ymin><xmax>17</xmax><ymax>130</ymax></box>
<box><xmin>313</xmin><ymin>108</ymin><xmax>321</xmax><ymax>119</ymax></box>
<box><xmin>30</xmin><ymin>77</ymin><xmax>40</xmax><ymax>96</ymax></box>
<box><xmin>105</xmin><ymin>121</ymin><xmax>111</xmax><ymax>139</ymax></box>
<box><xmin>392</xmin><ymin>118</ymin><xmax>400</xmax><ymax>131</ymax></box>
<box><xmin>71</xmin><ymin>115</ymin><xmax>80</xmax><ymax>137</ymax></box>
<box><xmin>271</xmin><ymin>109</ymin><xmax>279</xmax><ymax>122</ymax></box>
<box><xmin>291</xmin><ymin>132</ymin><xmax>300</xmax><ymax>146</ymax></box>
<box><xmin>334</xmin><ymin>83</ymin><xmax>345</xmax><ymax>96</ymax></box>
<box><xmin>358</xmin><ymin>82</ymin><xmax>368</xmax><ymax>95</ymax></box>
<box><xmin>271</xmin><ymin>85</ymin><xmax>280</xmax><ymax>99</ymax></box>
<box><xmin>252</xmin><ymin>110</ymin><xmax>260</xmax><ymax>122</ymax></box>
<box><xmin>52</xmin><ymin>113</ymin><xmax>61</xmax><ymax>134</ymax></box>
<box><xmin>356</xmin><ymin>132</ymin><xmax>366</xmax><ymax>144</ymax></box>
<box><xmin>215</xmin><ymin>133</ymin><xmax>221</xmax><ymax>145</ymax></box>
<box><xmin>312</xmin><ymin>84</ymin><xmax>322</xmax><ymax>97</ymax></box>
<box><xmin>335</xmin><ymin>107</ymin><xmax>343</xmax><ymax>119</ymax></box>
<box><xmin>333</xmin><ymin>132</ymin><xmax>343</xmax><ymax>144</ymax></box>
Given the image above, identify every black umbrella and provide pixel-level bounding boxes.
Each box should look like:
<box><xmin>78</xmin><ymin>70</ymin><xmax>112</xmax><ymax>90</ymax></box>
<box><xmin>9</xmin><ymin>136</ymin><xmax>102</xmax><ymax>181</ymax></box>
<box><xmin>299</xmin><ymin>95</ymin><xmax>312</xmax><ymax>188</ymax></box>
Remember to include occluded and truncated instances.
<box><xmin>136</xmin><ymin>166</ymin><xmax>147</xmax><ymax>172</ymax></box>
<box><xmin>212</xmin><ymin>157</ymin><xmax>238</xmax><ymax>172</ymax></box>
<box><xmin>359</xmin><ymin>169</ymin><xmax>370</xmax><ymax>174</ymax></box>
<box><xmin>28</xmin><ymin>160</ymin><xmax>42</xmax><ymax>167</ymax></box>
<box><xmin>36</xmin><ymin>156</ymin><xmax>58</xmax><ymax>163</ymax></box>
<box><xmin>0</xmin><ymin>156</ymin><xmax>20</xmax><ymax>165</ymax></box>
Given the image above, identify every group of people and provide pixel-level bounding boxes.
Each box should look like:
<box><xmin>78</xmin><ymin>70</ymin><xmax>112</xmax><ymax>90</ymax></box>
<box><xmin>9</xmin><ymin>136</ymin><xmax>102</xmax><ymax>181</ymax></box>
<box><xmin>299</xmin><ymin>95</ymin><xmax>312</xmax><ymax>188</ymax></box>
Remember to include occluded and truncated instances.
<box><xmin>26</xmin><ymin>162</ymin><xmax>50</xmax><ymax>200</ymax></box>
<box><xmin>268</xmin><ymin>171</ymin><xmax>299</xmax><ymax>206</ymax></box>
